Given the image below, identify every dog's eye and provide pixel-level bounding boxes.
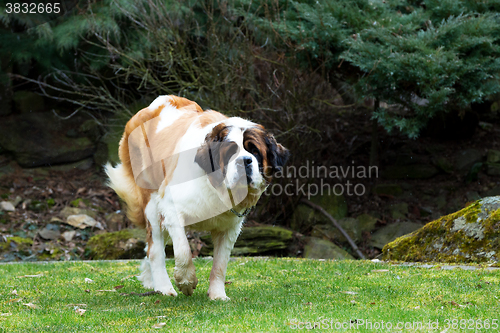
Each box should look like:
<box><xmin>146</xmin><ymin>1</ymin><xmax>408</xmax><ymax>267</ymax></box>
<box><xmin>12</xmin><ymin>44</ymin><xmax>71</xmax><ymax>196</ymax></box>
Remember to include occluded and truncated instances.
<box><xmin>251</xmin><ymin>149</ymin><xmax>262</xmax><ymax>163</ymax></box>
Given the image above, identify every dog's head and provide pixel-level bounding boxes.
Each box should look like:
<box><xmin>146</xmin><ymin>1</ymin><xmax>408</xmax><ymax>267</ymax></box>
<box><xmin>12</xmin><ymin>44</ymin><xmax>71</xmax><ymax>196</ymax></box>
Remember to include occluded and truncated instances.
<box><xmin>195</xmin><ymin>118</ymin><xmax>289</xmax><ymax>206</ymax></box>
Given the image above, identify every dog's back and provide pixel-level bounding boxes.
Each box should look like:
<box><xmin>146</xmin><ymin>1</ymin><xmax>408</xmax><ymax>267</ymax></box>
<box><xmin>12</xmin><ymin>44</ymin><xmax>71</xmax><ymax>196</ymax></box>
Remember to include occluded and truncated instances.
<box><xmin>105</xmin><ymin>95</ymin><xmax>221</xmax><ymax>228</ymax></box>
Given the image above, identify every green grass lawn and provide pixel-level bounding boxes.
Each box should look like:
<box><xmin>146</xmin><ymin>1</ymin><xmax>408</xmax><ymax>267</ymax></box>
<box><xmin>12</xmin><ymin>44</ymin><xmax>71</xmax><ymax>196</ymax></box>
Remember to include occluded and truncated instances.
<box><xmin>0</xmin><ymin>258</ymin><xmax>499</xmax><ymax>332</ymax></box>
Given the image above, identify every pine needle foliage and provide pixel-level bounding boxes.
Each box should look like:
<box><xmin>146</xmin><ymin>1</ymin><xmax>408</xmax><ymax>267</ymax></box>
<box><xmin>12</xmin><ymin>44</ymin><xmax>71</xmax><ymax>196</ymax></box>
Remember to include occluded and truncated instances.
<box><xmin>240</xmin><ymin>0</ymin><xmax>500</xmax><ymax>138</ymax></box>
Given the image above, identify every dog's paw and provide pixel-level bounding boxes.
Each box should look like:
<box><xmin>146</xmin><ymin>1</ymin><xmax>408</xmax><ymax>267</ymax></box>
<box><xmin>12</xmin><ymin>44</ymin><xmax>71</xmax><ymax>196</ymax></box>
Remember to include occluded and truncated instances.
<box><xmin>174</xmin><ymin>265</ymin><xmax>198</xmax><ymax>296</ymax></box>
<box><xmin>155</xmin><ymin>286</ymin><xmax>178</xmax><ymax>297</ymax></box>
<box><xmin>176</xmin><ymin>278</ymin><xmax>198</xmax><ymax>296</ymax></box>
<box><xmin>208</xmin><ymin>291</ymin><xmax>230</xmax><ymax>301</ymax></box>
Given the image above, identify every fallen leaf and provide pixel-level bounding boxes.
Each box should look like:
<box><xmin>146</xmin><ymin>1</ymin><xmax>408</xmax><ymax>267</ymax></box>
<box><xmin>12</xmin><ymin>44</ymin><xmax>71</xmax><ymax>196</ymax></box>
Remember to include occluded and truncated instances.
<box><xmin>50</xmin><ymin>217</ymin><xmax>63</xmax><ymax>223</ymax></box>
<box><xmin>304</xmin><ymin>302</ymin><xmax>312</xmax><ymax>306</ymax></box>
<box><xmin>154</xmin><ymin>300</ymin><xmax>160</xmax><ymax>304</ymax></box>
<box><xmin>85</xmin><ymin>289</ymin><xmax>90</xmax><ymax>293</ymax></box>
<box><xmin>85</xmin><ymin>278</ymin><xmax>94</xmax><ymax>283</ymax></box>
<box><xmin>120</xmin><ymin>275</ymin><xmax>138</xmax><ymax>281</ymax></box>
<box><xmin>224</xmin><ymin>281</ymin><xmax>232</xmax><ymax>285</ymax></box>
<box><xmin>96</xmin><ymin>290</ymin><xmax>116</xmax><ymax>292</ymax></box>
<box><xmin>340</xmin><ymin>291</ymin><xmax>358</xmax><ymax>295</ymax></box>
<box><xmin>5</xmin><ymin>298</ymin><xmax>22</xmax><ymax>303</ymax></box>
<box><xmin>153</xmin><ymin>323</ymin><xmax>166</xmax><ymax>329</ymax></box>
<box><xmin>66</xmin><ymin>304</ymin><xmax>87</xmax><ymax>307</ymax></box>
<box><xmin>370</xmin><ymin>302</ymin><xmax>376</xmax><ymax>305</ymax></box>
<box><xmin>114</xmin><ymin>285</ymin><xmax>124</xmax><ymax>290</ymax></box>
<box><xmin>10</xmin><ymin>290</ymin><xmax>17</xmax><ymax>296</ymax></box>
<box><xmin>23</xmin><ymin>302</ymin><xmax>38</xmax><ymax>309</ymax></box>
<box><xmin>350</xmin><ymin>300</ymin><xmax>356</xmax><ymax>304</ymax></box>
<box><xmin>75</xmin><ymin>308</ymin><xmax>86</xmax><ymax>316</ymax></box>
<box><xmin>18</xmin><ymin>274</ymin><xmax>43</xmax><ymax>278</ymax></box>
<box><xmin>0</xmin><ymin>313</ymin><xmax>12</xmax><ymax>316</ymax></box>
<box><xmin>371</xmin><ymin>269</ymin><xmax>389</xmax><ymax>273</ymax></box>
<box><xmin>450</xmin><ymin>301</ymin><xmax>465</xmax><ymax>308</ymax></box>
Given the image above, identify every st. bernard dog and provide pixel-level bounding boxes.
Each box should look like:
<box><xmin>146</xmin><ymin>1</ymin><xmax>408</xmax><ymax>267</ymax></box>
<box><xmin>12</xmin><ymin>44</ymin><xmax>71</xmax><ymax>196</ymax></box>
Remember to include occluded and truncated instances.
<box><xmin>105</xmin><ymin>95</ymin><xmax>289</xmax><ymax>300</ymax></box>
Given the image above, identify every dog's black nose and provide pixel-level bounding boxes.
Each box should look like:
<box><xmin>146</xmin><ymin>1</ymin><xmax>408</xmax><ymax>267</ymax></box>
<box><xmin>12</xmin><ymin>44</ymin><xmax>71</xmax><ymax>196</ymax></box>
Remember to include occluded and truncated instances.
<box><xmin>243</xmin><ymin>156</ymin><xmax>252</xmax><ymax>166</ymax></box>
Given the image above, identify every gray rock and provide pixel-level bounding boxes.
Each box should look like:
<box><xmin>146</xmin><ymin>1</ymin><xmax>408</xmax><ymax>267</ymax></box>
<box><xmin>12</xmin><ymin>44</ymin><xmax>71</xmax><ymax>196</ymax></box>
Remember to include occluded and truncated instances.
<box><xmin>382</xmin><ymin>164</ymin><xmax>439</xmax><ymax>180</ymax></box>
<box><xmin>93</xmin><ymin>142</ymin><xmax>109</xmax><ymax>168</ymax></box>
<box><xmin>291</xmin><ymin>194</ymin><xmax>347</xmax><ymax>232</ymax></box>
<box><xmin>432</xmin><ymin>156</ymin><xmax>454</xmax><ymax>174</ymax></box>
<box><xmin>486</xmin><ymin>163</ymin><xmax>500</xmax><ymax>177</ymax></box>
<box><xmin>39</xmin><ymin>228</ymin><xmax>61</xmax><ymax>240</ymax></box>
<box><xmin>383</xmin><ymin>196</ymin><xmax>500</xmax><ymax>263</ymax></box>
<box><xmin>487</xmin><ymin>150</ymin><xmax>500</xmax><ymax>164</ymax></box>
<box><xmin>0</xmin><ymin>201</ymin><xmax>15</xmax><ymax>212</ymax></box>
<box><xmin>311</xmin><ymin>217</ymin><xmax>360</xmax><ymax>243</ymax></box>
<box><xmin>372</xmin><ymin>184</ymin><xmax>403</xmax><ymax>197</ymax></box>
<box><xmin>435</xmin><ymin>195</ymin><xmax>447</xmax><ymax>210</ymax></box>
<box><xmin>12</xmin><ymin>91</ymin><xmax>45</xmax><ymax>113</ymax></box>
<box><xmin>200</xmin><ymin>226</ymin><xmax>294</xmax><ymax>256</ymax></box>
<box><xmin>59</xmin><ymin>207</ymin><xmax>97</xmax><ymax>219</ymax></box>
<box><xmin>484</xmin><ymin>186</ymin><xmax>500</xmax><ymax>197</ymax></box>
<box><xmin>455</xmin><ymin>149</ymin><xmax>483</xmax><ymax>174</ymax></box>
<box><xmin>61</xmin><ymin>230</ymin><xmax>76</xmax><ymax>242</ymax></box>
<box><xmin>12</xmin><ymin>196</ymin><xmax>22</xmax><ymax>207</ymax></box>
<box><xmin>466</xmin><ymin>191</ymin><xmax>481</xmax><ymax>202</ymax></box>
<box><xmin>389</xmin><ymin>203</ymin><xmax>408</xmax><ymax>219</ymax></box>
<box><xmin>0</xmin><ymin>113</ymin><xmax>95</xmax><ymax>167</ymax></box>
<box><xmin>303</xmin><ymin>237</ymin><xmax>354</xmax><ymax>260</ymax></box>
<box><xmin>357</xmin><ymin>213</ymin><xmax>378</xmax><ymax>233</ymax></box>
<box><xmin>66</xmin><ymin>214</ymin><xmax>98</xmax><ymax>229</ymax></box>
<box><xmin>370</xmin><ymin>221</ymin><xmax>422</xmax><ymax>249</ymax></box>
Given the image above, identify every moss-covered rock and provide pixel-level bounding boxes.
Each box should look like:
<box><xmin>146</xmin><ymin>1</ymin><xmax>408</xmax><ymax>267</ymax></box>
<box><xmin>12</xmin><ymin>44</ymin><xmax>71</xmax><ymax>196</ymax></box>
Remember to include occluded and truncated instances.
<box><xmin>200</xmin><ymin>226</ymin><xmax>294</xmax><ymax>256</ymax></box>
<box><xmin>383</xmin><ymin>196</ymin><xmax>500</xmax><ymax>263</ymax></box>
<box><xmin>85</xmin><ymin>229</ymin><xmax>147</xmax><ymax>260</ymax></box>
<box><xmin>0</xmin><ymin>236</ymin><xmax>33</xmax><ymax>253</ymax></box>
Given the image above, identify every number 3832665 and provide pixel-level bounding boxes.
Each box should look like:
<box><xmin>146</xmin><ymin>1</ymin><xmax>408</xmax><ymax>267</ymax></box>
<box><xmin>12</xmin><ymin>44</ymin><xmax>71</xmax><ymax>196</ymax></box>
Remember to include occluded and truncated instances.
<box><xmin>5</xmin><ymin>3</ymin><xmax>61</xmax><ymax>14</ymax></box>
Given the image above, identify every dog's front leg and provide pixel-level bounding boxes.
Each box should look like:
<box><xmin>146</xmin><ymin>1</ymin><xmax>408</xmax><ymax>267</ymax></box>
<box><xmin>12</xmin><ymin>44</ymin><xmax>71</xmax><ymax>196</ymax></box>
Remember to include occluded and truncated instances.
<box><xmin>208</xmin><ymin>220</ymin><xmax>243</xmax><ymax>301</ymax></box>
<box><xmin>167</xmin><ymin>223</ymin><xmax>198</xmax><ymax>296</ymax></box>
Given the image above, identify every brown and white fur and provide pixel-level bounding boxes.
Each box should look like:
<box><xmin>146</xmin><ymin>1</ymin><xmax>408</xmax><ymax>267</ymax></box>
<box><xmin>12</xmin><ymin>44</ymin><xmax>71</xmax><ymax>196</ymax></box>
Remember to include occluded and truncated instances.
<box><xmin>105</xmin><ymin>95</ymin><xmax>289</xmax><ymax>300</ymax></box>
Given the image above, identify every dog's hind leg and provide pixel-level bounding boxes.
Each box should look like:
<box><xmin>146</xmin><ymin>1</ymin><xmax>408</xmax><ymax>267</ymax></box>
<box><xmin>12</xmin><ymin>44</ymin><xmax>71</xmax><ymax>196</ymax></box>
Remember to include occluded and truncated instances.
<box><xmin>139</xmin><ymin>205</ymin><xmax>177</xmax><ymax>296</ymax></box>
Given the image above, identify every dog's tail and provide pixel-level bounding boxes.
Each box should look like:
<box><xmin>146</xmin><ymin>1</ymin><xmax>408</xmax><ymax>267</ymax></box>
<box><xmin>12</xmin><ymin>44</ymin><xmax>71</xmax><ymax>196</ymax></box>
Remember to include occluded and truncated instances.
<box><xmin>105</xmin><ymin>161</ymin><xmax>147</xmax><ymax>229</ymax></box>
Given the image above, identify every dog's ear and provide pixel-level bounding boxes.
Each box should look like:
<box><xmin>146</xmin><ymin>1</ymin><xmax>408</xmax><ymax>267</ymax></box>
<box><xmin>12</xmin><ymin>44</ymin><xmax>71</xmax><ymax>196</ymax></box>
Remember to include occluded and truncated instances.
<box><xmin>265</xmin><ymin>134</ymin><xmax>290</xmax><ymax>172</ymax></box>
<box><xmin>195</xmin><ymin>124</ymin><xmax>236</xmax><ymax>187</ymax></box>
